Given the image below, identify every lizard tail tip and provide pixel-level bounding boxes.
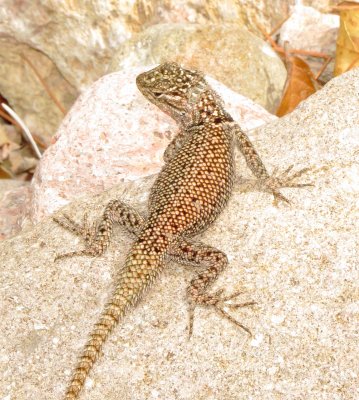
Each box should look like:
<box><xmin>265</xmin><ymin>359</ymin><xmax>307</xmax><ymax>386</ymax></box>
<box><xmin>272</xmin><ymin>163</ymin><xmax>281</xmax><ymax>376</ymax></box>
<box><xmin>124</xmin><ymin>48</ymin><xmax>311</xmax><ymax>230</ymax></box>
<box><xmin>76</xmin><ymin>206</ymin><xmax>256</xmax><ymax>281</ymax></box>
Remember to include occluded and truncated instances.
<box><xmin>64</xmin><ymin>377</ymin><xmax>86</xmax><ymax>399</ymax></box>
<box><xmin>63</xmin><ymin>312</ymin><xmax>118</xmax><ymax>399</ymax></box>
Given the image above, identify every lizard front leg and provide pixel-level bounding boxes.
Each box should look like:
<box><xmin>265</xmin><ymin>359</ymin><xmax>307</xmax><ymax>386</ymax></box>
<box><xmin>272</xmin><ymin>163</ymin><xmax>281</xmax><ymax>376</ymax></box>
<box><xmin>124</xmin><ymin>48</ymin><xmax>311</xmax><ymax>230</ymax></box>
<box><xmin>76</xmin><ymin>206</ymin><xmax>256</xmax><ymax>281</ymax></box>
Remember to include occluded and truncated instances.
<box><xmin>230</xmin><ymin>123</ymin><xmax>313</xmax><ymax>203</ymax></box>
<box><xmin>168</xmin><ymin>239</ymin><xmax>255</xmax><ymax>337</ymax></box>
<box><xmin>163</xmin><ymin>125</ymin><xmax>200</xmax><ymax>163</ymax></box>
<box><xmin>53</xmin><ymin>200</ymin><xmax>145</xmax><ymax>259</ymax></box>
<box><xmin>163</xmin><ymin>130</ymin><xmax>188</xmax><ymax>163</ymax></box>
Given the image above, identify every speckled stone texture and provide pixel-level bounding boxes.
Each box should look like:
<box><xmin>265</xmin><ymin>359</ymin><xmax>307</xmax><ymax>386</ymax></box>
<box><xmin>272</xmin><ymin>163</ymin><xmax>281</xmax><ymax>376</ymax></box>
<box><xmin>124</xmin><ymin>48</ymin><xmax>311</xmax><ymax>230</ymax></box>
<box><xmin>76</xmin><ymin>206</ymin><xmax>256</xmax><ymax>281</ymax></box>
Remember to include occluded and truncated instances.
<box><xmin>0</xmin><ymin>69</ymin><xmax>358</xmax><ymax>400</ymax></box>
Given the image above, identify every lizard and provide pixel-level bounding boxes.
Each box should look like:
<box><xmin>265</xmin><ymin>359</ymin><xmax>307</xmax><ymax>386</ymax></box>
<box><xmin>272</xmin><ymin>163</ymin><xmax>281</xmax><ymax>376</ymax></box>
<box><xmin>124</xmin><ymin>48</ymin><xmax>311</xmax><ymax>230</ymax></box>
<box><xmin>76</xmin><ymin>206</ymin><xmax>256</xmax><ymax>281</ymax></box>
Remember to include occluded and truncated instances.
<box><xmin>53</xmin><ymin>62</ymin><xmax>311</xmax><ymax>399</ymax></box>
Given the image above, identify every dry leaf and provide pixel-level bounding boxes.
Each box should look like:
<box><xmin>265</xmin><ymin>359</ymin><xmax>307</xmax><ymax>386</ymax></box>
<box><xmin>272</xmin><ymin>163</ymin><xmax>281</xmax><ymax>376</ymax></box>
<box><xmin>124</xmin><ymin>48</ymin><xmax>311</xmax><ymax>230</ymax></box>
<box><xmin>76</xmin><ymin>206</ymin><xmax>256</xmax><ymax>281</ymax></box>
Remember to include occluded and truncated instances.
<box><xmin>0</xmin><ymin>124</ymin><xmax>10</xmax><ymax>146</ymax></box>
<box><xmin>0</xmin><ymin>125</ymin><xmax>16</xmax><ymax>161</ymax></box>
<box><xmin>333</xmin><ymin>1</ymin><xmax>359</xmax><ymax>76</ymax></box>
<box><xmin>0</xmin><ymin>122</ymin><xmax>39</xmax><ymax>179</ymax></box>
<box><xmin>257</xmin><ymin>20</ymin><xmax>329</xmax><ymax>116</ymax></box>
<box><xmin>0</xmin><ymin>165</ymin><xmax>13</xmax><ymax>179</ymax></box>
<box><xmin>276</xmin><ymin>56</ymin><xmax>319</xmax><ymax>117</ymax></box>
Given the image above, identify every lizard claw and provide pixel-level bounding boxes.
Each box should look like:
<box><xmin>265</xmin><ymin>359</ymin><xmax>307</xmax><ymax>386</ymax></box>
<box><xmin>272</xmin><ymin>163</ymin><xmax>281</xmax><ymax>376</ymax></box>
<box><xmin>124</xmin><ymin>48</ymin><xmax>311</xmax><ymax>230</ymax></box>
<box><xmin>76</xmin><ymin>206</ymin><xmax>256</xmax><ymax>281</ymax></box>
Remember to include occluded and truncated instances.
<box><xmin>264</xmin><ymin>165</ymin><xmax>313</xmax><ymax>205</ymax></box>
<box><xmin>53</xmin><ymin>212</ymin><xmax>103</xmax><ymax>261</ymax></box>
<box><xmin>54</xmin><ymin>249</ymin><xmax>93</xmax><ymax>262</ymax></box>
<box><xmin>187</xmin><ymin>290</ymin><xmax>255</xmax><ymax>338</ymax></box>
<box><xmin>214</xmin><ymin>305</ymin><xmax>254</xmax><ymax>336</ymax></box>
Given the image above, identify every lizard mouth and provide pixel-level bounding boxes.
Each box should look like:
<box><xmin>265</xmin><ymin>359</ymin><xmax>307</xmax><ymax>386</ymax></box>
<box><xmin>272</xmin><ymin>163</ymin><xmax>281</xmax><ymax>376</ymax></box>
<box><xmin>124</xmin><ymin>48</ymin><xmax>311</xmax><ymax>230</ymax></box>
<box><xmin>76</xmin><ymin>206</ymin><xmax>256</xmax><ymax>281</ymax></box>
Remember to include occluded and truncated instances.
<box><xmin>152</xmin><ymin>91</ymin><xmax>163</xmax><ymax>98</ymax></box>
<box><xmin>145</xmin><ymin>90</ymin><xmax>164</xmax><ymax>104</ymax></box>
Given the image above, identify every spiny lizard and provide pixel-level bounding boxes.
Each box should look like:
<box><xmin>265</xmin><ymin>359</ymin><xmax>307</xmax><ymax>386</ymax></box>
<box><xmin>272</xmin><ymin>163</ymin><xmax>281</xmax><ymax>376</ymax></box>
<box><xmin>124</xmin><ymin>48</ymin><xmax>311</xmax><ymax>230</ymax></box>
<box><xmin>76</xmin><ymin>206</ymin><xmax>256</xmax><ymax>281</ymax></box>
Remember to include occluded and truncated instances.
<box><xmin>54</xmin><ymin>62</ymin><xmax>311</xmax><ymax>399</ymax></box>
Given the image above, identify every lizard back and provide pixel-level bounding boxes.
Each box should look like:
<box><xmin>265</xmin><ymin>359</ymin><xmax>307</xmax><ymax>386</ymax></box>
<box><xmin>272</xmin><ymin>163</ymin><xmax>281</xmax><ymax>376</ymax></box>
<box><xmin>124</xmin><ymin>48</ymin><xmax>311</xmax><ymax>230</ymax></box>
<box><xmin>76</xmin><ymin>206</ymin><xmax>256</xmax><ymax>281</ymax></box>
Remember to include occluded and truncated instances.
<box><xmin>148</xmin><ymin>122</ymin><xmax>235</xmax><ymax>237</ymax></box>
<box><xmin>138</xmin><ymin>62</ymin><xmax>236</xmax><ymax>238</ymax></box>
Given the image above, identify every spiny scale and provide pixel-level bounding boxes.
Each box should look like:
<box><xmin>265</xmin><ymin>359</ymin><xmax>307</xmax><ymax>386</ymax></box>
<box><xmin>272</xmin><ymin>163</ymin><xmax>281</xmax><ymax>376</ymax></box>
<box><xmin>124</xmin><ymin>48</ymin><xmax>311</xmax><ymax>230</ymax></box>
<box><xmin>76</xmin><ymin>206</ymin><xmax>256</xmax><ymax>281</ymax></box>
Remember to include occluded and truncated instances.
<box><xmin>54</xmin><ymin>62</ymin><xmax>310</xmax><ymax>399</ymax></box>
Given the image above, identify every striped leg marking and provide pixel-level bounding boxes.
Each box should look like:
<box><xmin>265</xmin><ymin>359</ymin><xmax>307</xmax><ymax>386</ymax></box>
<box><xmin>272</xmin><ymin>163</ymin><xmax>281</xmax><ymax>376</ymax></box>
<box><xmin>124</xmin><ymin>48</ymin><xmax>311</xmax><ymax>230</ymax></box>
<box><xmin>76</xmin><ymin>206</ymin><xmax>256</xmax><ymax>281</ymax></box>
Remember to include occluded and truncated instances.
<box><xmin>53</xmin><ymin>200</ymin><xmax>145</xmax><ymax>260</ymax></box>
<box><xmin>168</xmin><ymin>240</ymin><xmax>256</xmax><ymax>337</ymax></box>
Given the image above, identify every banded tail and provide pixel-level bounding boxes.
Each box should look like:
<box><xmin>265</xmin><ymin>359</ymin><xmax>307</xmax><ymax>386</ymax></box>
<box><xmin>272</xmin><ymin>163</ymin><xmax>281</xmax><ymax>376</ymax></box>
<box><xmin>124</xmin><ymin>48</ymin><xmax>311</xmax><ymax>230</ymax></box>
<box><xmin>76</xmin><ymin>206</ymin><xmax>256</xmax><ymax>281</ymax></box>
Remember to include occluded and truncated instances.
<box><xmin>63</xmin><ymin>239</ymin><xmax>166</xmax><ymax>399</ymax></box>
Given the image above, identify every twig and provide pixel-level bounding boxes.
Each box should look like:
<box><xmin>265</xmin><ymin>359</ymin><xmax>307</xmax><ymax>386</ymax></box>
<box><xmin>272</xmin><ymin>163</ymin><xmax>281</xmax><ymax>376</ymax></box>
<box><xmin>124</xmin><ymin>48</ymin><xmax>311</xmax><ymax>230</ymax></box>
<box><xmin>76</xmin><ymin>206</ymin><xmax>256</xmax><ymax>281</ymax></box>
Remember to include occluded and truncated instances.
<box><xmin>0</xmin><ymin>107</ymin><xmax>20</xmax><ymax>128</ymax></box>
<box><xmin>0</xmin><ymin>106</ymin><xmax>48</xmax><ymax>149</ymax></box>
<box><xmin>258</xmin><ymin>23</ymin><xmax>331</xmax><ymax>60</ymax></box>
<box><xmin>314</xmin><ymin>56</ymin><xmax>333</xmax><ymax>80</ymax></box>
<box><xmin>1</xmin><ymin>103</ymin><xmax>42</xmax><ymax>159</ymax></box>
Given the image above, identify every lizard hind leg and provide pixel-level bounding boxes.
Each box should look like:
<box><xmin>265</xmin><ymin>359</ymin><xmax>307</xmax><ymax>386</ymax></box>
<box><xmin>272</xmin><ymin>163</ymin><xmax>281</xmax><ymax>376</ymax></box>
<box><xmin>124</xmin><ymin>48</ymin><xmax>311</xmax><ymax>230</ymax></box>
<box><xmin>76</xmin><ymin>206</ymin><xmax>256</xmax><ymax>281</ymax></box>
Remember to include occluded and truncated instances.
<box><xmin>53</xmin><ymin>200</ymin><xmax>145</xmax><ymax>260</ymax></box>
<box><xmin>168</xmin><ymin>240</ymin><xmax>256</xmax><ymax>337</ymax></box>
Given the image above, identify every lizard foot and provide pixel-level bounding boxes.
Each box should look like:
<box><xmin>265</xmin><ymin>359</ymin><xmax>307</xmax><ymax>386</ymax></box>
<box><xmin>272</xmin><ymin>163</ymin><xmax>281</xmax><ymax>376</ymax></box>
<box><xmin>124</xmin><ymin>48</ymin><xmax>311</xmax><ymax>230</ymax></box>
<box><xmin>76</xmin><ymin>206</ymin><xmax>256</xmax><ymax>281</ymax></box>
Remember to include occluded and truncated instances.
<box><xmin>188</xmin><ymin>289</ymin><xmax>256</xmax><ymax>337</ymax></box>
<box><xmin>264</xmin><ymin>165</ymin><xmax>314</xmax><ymax>205</ymax></box>
<box><xmin>53</xmin><ymin>212</ymin><xmax>94</xmax><ymax>238</ymax></box>
<box><xmin>53</xmin><ymin>213</ymin><xmax>103</xmax><ymax>260</ymax></box>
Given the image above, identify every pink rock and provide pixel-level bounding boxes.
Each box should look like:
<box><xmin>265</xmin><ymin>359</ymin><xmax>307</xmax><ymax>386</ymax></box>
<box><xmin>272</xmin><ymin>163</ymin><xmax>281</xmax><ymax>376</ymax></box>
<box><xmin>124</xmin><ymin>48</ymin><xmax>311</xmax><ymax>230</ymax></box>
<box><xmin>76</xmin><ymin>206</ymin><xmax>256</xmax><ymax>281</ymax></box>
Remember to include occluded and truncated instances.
<box><xmin>31</xmin><ymin>65</ymin><xmax>276</xmax><ymax>222</ymax></box>
<box><xmin>279</xmin><ymin>5</ymin><xmax>339</xmax><ymax>55</ymax></box>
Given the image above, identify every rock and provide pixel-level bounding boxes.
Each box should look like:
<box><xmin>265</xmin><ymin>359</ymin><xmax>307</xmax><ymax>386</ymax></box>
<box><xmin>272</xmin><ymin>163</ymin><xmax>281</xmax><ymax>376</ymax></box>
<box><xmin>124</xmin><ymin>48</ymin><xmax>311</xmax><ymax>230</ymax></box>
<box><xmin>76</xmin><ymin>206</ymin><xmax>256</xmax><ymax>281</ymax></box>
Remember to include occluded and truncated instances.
<box><xmin>0</xmin><ymin>180</ymin><xmax>31</xmax><ymax>240</ymax></box>
<box><xmin>0</xmin><ymin>38</ymin><xmax>78</xmax><ymax>141</ymax></box>
<box><xmin>304</xmin><ymin>0</ymin><xmax>338</xmax><ymax>13</ymax></box>
<box><xmin>279</xmin><ymin>5</ymin><xmax>339</xmax><ymax>54</ymax></box>
<box><xmin>31</xmin><ymin>65</ymin><xmax>276</xmax><ymax>222</ymax></box>
<box><xmin>0</xmin><ymin>0</ymin><xmax>289</xmax><ymax>141</ymax></box>
<box><xmin>0</xmin><ymin>68</ymin><xmax>358</xmax><ymax>399</ymax></box>
<box><xmin>108</xmin><ymin>23</ymin><xmax>287</xmax><ymax>111</ymax></box>
<box><xmin>0</xmin><ymin>1</ymin><xmax>289</xmax><ymax>90</ymax></box>
<box><xmin>0</xmin><ymin>122</ymin><xmax>33</xmax><ymax>240</ymax></box>
<box><xmin>279</xmin><ymin>5</ymin><xmax>339</xmax><ymax>82</ymax></box>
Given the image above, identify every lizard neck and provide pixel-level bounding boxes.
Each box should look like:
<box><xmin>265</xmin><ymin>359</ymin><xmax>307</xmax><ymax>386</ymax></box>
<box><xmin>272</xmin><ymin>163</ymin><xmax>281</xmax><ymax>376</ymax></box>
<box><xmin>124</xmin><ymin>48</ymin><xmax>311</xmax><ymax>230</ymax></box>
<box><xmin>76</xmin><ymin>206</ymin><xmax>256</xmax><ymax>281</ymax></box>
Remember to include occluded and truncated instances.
<box><xmin>179</xmin><ymin>88</ymin><xmax>233</xmax><ymax>130</ymax></box>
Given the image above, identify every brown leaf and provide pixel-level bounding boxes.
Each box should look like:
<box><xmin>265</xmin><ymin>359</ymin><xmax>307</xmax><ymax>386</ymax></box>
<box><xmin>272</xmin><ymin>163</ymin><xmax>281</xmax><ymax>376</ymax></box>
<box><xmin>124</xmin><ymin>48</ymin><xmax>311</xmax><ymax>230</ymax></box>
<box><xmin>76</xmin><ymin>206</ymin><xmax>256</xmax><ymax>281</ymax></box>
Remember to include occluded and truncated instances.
<box><xmin>0</xmin><ymin>165</ymin><xmax>13</xmax><ymax>179</ymax></box>
<box><xmin>0</xmin><ymin>124</ymin><xmax>10</xmax><ymax>147</ymax></box>
<box><xmin>333</xmin><ymin>1</ymin><xmax>359</xmax><ymax>76</ymax></box>
<box><xmin>0</xmin><ymin>125</ymin><xmax>20</xmax><ymax>161</ymax></box>
<box><xmin>276</xmin><ymin>56</ymin><xmax>319</xmax><ymax>117</ymax></box>
<box><xmin>0</xmin><ymin>130</ymin><xmax>21</xmax><ymax>164</ymax></box>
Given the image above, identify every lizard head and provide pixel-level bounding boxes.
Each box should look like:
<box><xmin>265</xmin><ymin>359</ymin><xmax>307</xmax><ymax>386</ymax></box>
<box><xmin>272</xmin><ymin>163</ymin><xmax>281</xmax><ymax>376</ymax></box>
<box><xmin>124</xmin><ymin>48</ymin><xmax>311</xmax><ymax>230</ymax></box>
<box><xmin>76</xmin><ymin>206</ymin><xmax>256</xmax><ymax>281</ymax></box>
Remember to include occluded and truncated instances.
<box><xmin>136</xmin><ymin>62</ymin><xmax>206</xmax><ymax>123</ymax></box>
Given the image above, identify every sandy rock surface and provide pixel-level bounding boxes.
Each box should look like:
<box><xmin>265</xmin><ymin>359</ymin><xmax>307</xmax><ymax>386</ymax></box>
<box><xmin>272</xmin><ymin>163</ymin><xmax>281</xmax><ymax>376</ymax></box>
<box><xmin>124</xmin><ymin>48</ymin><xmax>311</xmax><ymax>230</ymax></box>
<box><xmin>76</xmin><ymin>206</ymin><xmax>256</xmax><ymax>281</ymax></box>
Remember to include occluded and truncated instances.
<box><xmin>0</xmin><ymin>69</ymin><xmax>358</xmax><ymax>399</ymax></box>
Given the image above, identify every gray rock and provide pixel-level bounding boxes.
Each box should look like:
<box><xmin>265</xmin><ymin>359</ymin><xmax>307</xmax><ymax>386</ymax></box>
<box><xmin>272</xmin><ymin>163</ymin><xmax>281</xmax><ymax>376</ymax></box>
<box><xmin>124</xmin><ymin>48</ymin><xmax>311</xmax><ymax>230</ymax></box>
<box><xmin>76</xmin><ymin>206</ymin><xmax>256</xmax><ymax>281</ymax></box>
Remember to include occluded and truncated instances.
<box><xmin>0</xmin><ymin>69</ymin><xmax>358</xmax><ymax>399</ymax></box>
<box><xmin>109</xmin><ymin>23</ymin><xmax>287</xmax><ymax>111</ymax></box>
<box><xmin>0</xmin><ymin>1</ymin><xmax>291</xmax><ymax>90</ymax></box>
<box><xmin>0</xmin><ymin>0</ymin><xmax>326</xmax><ymax>145</ymax></box>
